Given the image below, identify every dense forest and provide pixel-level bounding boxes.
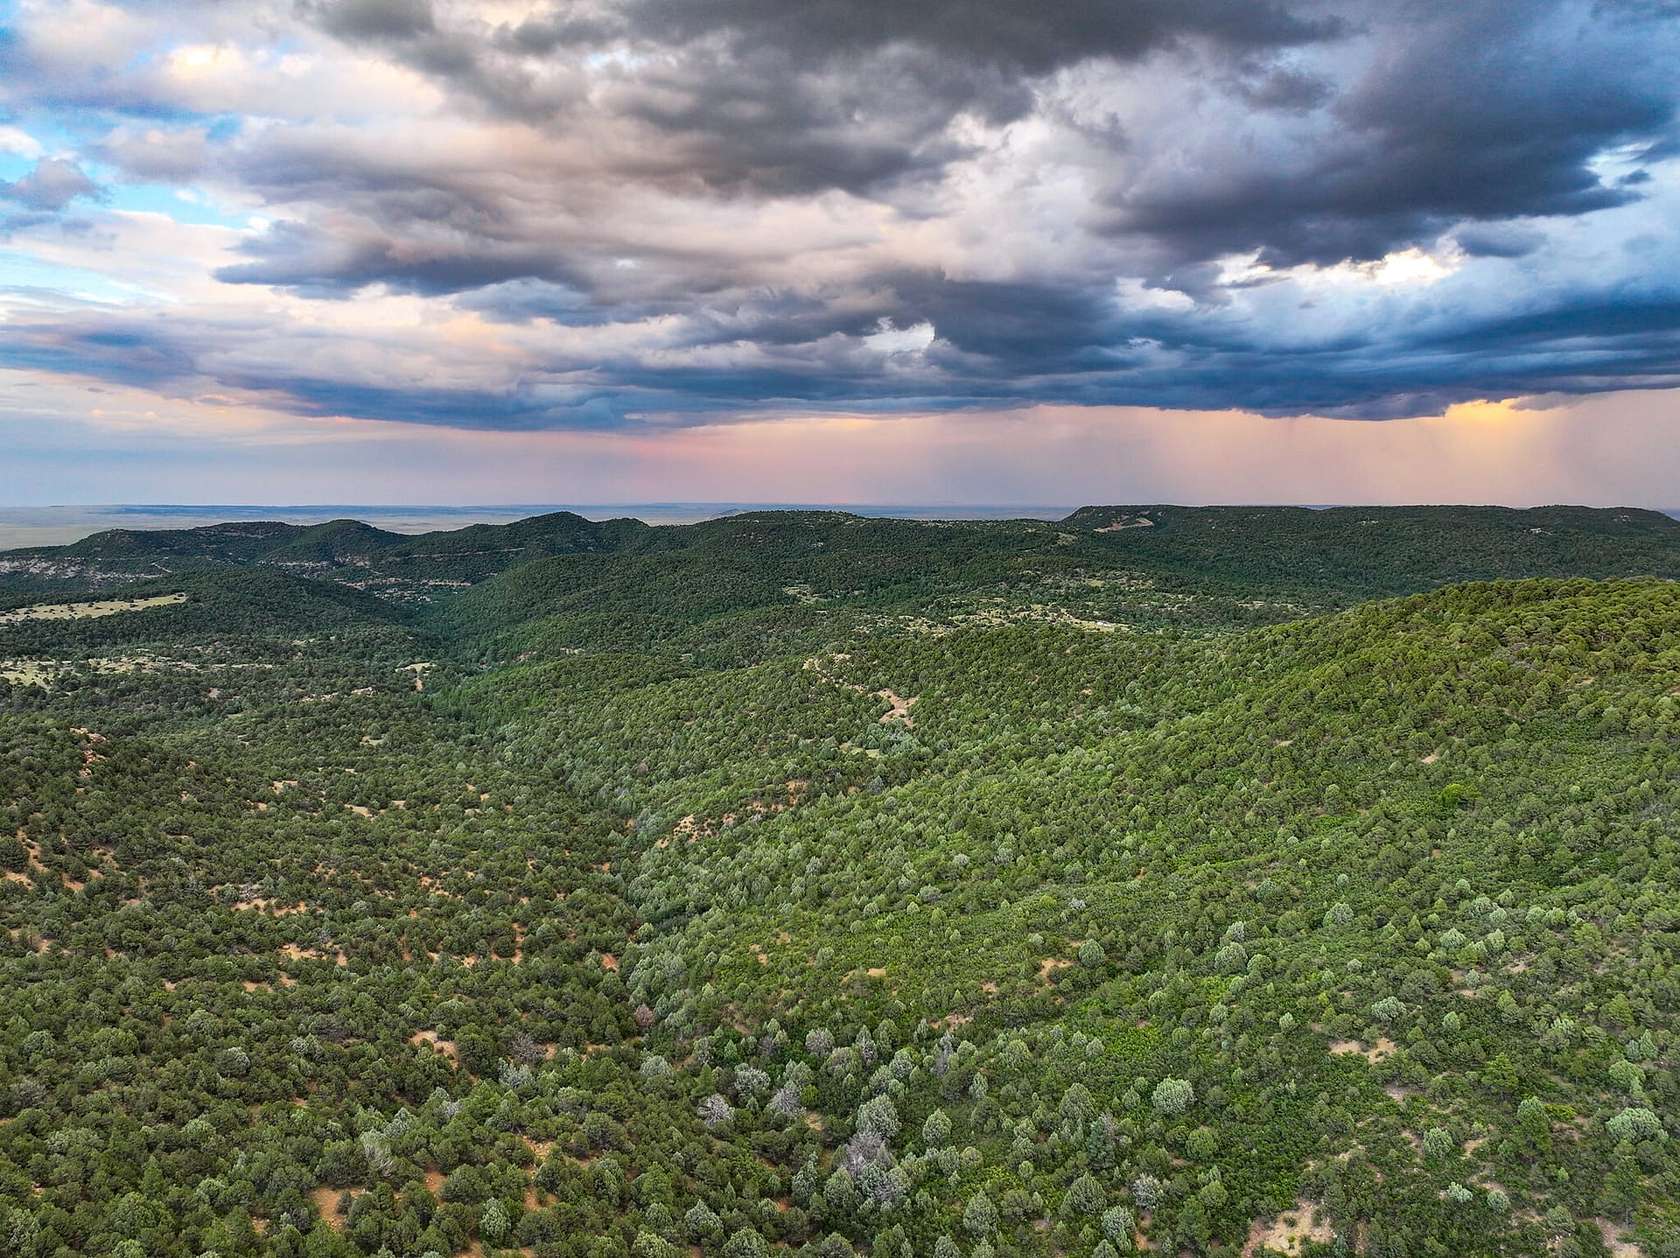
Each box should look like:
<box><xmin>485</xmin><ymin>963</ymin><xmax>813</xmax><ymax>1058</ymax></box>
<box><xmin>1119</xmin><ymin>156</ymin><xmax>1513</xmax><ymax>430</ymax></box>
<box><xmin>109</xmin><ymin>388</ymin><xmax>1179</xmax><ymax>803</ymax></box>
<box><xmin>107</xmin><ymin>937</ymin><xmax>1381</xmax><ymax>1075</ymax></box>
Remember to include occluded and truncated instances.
<box><xmin>3</xmin><ymin>506</ymin><xmax>1679</xmax><ymax>1258</ymax></box>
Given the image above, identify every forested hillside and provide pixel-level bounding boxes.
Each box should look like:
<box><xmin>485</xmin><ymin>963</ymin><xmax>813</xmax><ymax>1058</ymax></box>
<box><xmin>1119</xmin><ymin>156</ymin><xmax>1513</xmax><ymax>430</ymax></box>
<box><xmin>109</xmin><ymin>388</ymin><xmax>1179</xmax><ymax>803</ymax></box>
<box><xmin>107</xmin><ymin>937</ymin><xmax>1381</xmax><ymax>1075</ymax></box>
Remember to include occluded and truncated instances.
<box><xmin>3</xmin><ymin>509</ymin><xmax>1680</xmax><ymax>1258</ymax></box>
<box><xmin>6</xmin><ymin>506</ymin><xmax>1678</xmax><ymax>614</ymax></box>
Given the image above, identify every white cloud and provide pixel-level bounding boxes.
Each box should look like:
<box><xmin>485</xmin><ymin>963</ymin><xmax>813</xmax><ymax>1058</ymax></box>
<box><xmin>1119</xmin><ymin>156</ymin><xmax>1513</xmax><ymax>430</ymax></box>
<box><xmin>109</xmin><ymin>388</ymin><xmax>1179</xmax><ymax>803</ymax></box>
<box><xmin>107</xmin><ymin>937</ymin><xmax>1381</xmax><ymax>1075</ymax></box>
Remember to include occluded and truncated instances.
<box><xmin>864</xmin><ymin>318</ymin><xmax>937</xmax><ymax>356</ymax></box>
<box><xmin>0</xmin><ymin>126</ymin><xmax>44</xmax><ymax>158</ymax></box>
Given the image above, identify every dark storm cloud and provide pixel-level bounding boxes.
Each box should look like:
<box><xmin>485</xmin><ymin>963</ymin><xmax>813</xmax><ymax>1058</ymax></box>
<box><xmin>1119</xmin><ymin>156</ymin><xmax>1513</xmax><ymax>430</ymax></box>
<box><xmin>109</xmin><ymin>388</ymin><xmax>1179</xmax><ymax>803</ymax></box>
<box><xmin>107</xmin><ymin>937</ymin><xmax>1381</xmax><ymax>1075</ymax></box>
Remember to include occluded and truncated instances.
<box><xmin>14</xmin><ymin>261</ymin><xmax>1677</xmax><ymax>430</ymax></box>
<box><xmin>305</xmin><ymin>0</ymin><xmax>436</xmax><ymax>41</ymax></box>
<box><xmin>0</xmin><ymin>315</ymin><xmax>205</xmax><ymax>389</ymax></box>
<box><xmin>621</xmin><ymin>0</ymin><xmax>1342</xmax><ymax>81</ymax></box>
<box><xmin>3</xmin><ymin>0</ymin><xmax>1678</xmax><ymax>425</ymax></box>
<box><xmin>1101</xmin><ymin>3</ymin><xmax>1675</xmax><ymax>270</ymax></box>
<box><xmin>303</xmin><ymin>0</ymin><xmax>1343</xmax><ymax>198</ymax></box>
<box><xmin>0</xmin><ymin>305</ymin><xmax>638</xmax><ymax>427</ymax></box>
<box><xmin>1229</xmin><ymin>63</ymin><xmax>1333</xmax><ymax>113</ymax></box>
<box><xmin>597</xmin><ymin>47</ymin><xmax>982</xmax><ymax>197</ymax></box>
<box><xmin>1452</xmin><ymin>225</ymin><xmax>1546</xmax><ymax>260</ymax></box>
<box><xmin>213</xmin><ymin>219</ymin><xmax>581</xmax><ymax>297</ymax></box>
<box><xmin>454</xmin><ymin>279</ymin><xmax>624</xmax><ymax>326</ymax></box>
<box><xmin>269</xmin><ymin>0</ymin><xmax>1677</xmax><ymax>273</ymax></box>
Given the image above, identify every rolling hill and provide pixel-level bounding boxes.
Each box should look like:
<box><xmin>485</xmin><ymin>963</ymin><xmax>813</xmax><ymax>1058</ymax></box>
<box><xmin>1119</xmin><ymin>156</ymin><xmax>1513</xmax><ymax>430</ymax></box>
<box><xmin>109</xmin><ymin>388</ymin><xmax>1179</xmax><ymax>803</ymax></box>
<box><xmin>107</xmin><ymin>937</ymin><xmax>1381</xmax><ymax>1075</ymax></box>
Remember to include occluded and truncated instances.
<box><xmin>1</xmin><ymin>508</ymin><xmax>1678</xmax><ymax>1257</ymax></box>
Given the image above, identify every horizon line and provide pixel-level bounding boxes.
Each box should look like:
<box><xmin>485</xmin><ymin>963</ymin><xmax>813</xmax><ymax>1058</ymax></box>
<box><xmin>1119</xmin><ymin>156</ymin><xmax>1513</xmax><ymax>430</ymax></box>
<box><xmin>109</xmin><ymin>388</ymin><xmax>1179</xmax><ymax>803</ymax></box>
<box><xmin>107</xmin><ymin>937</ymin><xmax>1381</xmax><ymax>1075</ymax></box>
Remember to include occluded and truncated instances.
<box><xmin>8</xmin><ymin>501</ymin><xmax>1680</xmax><ymax>512</ymax></box>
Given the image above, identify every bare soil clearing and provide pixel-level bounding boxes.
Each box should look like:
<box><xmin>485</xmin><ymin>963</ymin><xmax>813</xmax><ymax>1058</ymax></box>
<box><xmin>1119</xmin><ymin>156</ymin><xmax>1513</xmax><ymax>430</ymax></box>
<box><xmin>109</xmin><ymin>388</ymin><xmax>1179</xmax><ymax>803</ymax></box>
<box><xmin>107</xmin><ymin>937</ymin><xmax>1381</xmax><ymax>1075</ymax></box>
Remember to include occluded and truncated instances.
<box><xmin>803</xmin><ymin>654</ymin><xmax>920</xmax><ymax>727</ymax></box>
<box><xmin>877</xmin><ymin>689</ymin><xmax>917</xmax><ymax>726</ymax></box>
<box><xmin>1242</xmin><ymin>1198</ymin><xmax>1334</xmax><ymax>1256</ymax></box>
<box><xmin>1595</xmin><ymin>1219</ymin><xmax>1643</xmax><ymax>1257</ymax></box>
<box><xmin>232</xmin><ymin>898</ymin><xmax>308</xmax><ymax>917</ymax></box>
<box><xmin>310</xmin><ymin>1185</ymin><xmax>364</xmax><ymax>1231</ymax></box>
<box><xmin>410</xmin><ymin>1029</ymin><xmax>460</xmax><ymax>1065</ymax></box>
<box><xmin>1329</xmin><ymin>1037</ymin><xmax>1397</xmax><ymax>1063</ymax></box>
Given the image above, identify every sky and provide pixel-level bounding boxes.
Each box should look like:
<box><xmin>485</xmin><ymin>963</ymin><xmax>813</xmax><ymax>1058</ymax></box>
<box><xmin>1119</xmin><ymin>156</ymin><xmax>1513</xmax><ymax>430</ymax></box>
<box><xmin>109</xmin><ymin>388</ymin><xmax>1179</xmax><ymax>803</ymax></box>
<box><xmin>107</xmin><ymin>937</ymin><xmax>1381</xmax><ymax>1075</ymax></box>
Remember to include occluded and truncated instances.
<box><xmin>1</xmin><ymin>0</ymin><xmax>1678</xmax><ymax>507</ymax></box>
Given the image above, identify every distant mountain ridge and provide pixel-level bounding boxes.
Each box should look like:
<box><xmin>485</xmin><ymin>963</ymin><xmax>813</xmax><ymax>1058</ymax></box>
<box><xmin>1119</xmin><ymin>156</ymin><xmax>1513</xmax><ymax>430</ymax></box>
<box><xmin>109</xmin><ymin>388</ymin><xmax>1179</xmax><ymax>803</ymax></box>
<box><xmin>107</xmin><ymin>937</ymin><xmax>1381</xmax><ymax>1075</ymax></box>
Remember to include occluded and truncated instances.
<box><xmin>15</xmin><ymin>503</ymin><xmax>1680</xmax><ymax>564</ymax></box>
<box><xmin>39</xmin><ymin>510</ymin><xmax>636</xmax><ymax>564</ymax></box>
<box><xmin>0</xmin><ymin>511</ymin><xmax>653</xmax><ymax>596</ymax></box>
<box><xmin>3</xmin><ymin>506</ymin><xmax>1678</xmax><ymax>641</ymax></box>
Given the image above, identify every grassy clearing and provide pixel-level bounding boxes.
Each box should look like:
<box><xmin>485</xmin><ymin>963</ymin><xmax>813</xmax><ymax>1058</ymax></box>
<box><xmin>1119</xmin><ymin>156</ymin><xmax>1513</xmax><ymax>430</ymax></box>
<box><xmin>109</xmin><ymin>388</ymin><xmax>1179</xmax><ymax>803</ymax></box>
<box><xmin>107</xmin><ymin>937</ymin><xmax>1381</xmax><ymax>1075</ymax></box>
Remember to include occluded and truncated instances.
<box><xmin>0</xmin><ymin>592</ymin><xmax>187</xmax><ymax>624</ymax></box>
<box><xmin>0</xmin><ymin>660</ymin><xmax>56</xmax><ymax>687</ymax></box>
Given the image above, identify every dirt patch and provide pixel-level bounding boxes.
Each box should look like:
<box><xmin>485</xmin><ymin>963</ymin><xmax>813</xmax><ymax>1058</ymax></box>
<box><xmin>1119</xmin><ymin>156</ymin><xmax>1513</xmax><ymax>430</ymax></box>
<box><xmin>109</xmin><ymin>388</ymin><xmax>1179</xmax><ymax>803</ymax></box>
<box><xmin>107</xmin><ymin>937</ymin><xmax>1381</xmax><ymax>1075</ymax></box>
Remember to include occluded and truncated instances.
<box><xmin>1329</xmin><ymin>1037</ymin><xmax>1396</xmax><ymax>1063</ymax></box>
<box><xmin>310</xmin><ymin>1185</ymin><xmax>363</xmax><ymax>1230</ymax></box>
<box><xmin>0</xmin><ymin>593</ymin><xmax>186</xmax><ymax>624</ymax></box>
<box><xmin>1242</xmin><ymin>1198</ymin><xmax>1334</xmax><ymax>1256</ymax></box>
<box><xmin>13</xmin><ymin>835</ymin><xmax>50</xmax><ymax>880</ymax></box>
<box><xmin>804</xmin><ymin>655</ymin><xmax>919</xmax><ymax>726</ymax></box>
<box><xmin>410</xmin><ymin>1029</ymin><xmax>460</xmax><ymax>1065</ymax></box>
<box><xmin>1594</xmin><ymin>1220</ymin><xmax>1642</xmax><ymax>1257</ymax></box>
<box><xmin>600</xmin><ymin>953</ymin><xmax>619</xmax><ymax>971</ymax></box>
<box><xmin>1038</xmin><ymin>957</ymin><xmax>1072</xmax><ymax>982</ymax></box>
<box><xmin>876</xmin><ymin>689</ymin><xmax>918</xmax><ymax>726</ymax></box>
<box><xmin>233</xmin><ymin>898</ymin><xmax>308</xmax><ymax>916</ymax></box>
<box><xmin>664</xmin><ymin>813</ymin><xmax>712</xmax><ymax>846</ymax></box>
<box><xmin>280</xmin><ymin>943</ymin><xmax>347</xmax><ymax>967</ymax></box>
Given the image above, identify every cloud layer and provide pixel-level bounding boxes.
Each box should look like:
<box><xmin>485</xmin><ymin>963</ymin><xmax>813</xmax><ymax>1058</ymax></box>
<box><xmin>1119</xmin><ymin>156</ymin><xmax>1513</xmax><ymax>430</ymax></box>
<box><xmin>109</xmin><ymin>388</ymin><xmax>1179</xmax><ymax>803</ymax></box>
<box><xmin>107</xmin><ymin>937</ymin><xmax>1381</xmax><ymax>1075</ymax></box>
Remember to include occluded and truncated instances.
<box><xmin>1</xmin><ymin>0</ymin><xmax>1677</xmax><ymax>432</ymax></box>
